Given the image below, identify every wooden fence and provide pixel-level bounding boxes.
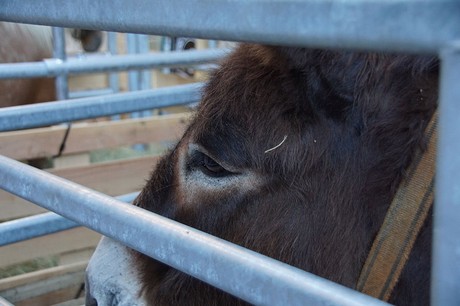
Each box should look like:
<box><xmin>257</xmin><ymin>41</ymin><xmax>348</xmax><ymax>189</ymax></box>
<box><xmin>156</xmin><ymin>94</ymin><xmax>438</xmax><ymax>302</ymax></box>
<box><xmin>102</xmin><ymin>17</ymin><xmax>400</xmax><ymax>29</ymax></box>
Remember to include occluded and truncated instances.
<box><xmin>0</xmin><ymin>112</ymin><xmax>190</xmax><ymax>304</ymax></box>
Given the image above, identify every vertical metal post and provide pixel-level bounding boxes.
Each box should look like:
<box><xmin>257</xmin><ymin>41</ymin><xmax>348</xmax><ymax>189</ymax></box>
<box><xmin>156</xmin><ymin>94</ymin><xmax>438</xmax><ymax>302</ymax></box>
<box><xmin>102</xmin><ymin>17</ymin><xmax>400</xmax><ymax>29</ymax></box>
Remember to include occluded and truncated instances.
<box><xmin>128</xmin><ymin>33</ymin><xmax>152</xmax><ymax>117</ymax></box>
<box><xmin>139</xmin><ymin>34</ymin><xmax>151</xmax><ymax>91</ymax></box>
<box><xmin>52</xmin><ymin>27</ymin><xmax>68</xmax><ymax>100</ymax></box>
<box><xmin>138</xmin><ymin>34</ymin><xmax>152</xmax><ymax>117</ymax></box>
<box><xmin>127</xmin><ymin>33</ymin><xmax>141</xmax><ymax>122</ymax></box>
<box><xmin>127</xmin><ymin>33</ymin><xmax>140</xmax><ymax>93</ymax></box>
<box><xmin>108</xmin><ymin>32</ymin><xmax>121</xmax><ymax>121</ymax></box>
<box><xmin>127</xmin><ymin>33</ymin><xmax>146</xmax><ymax>150</ymax></box>
<box><xmin>432</xmin><ymin>42</ymin><xmax>460</xmax><ymax>306</ymax></box>
<box><xmin>108</xmin><ymin>32</ymin><xmax>120</xmax><ymax>94</ymax></box>
<box><xmin>208</xmin><ymin>40</ymin><xmax>218</xmax><ymax>49</ymax></box>
<box><xmin>52</xmin><ymin>27</ymin><xmax>70</xmax><ymax>155</ymax></box>
<box><xmin>161</xmin><ymin>36</ymin><xmax>173</xmax><ymax>74</ymax></box>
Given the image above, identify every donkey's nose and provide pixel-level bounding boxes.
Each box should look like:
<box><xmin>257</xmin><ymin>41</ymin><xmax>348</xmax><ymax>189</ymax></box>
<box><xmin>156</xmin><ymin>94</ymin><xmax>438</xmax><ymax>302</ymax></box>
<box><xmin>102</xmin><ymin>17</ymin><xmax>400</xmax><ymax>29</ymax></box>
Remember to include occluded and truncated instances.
<box><xmin>86</xmin><ymin>236</ymin><xmax>147</xmax><ymax>306</ymax></box>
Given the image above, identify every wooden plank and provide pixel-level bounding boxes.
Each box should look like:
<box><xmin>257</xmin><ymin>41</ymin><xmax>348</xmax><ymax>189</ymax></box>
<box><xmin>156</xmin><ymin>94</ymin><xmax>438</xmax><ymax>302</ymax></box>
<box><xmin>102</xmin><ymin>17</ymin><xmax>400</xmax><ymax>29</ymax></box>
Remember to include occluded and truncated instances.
<box><xmin>68</xmin><ymin>73</ymin><xmax>107</xmax><ymax>91</ymax></box>
<box><xmin>0</xmin><ymin>113</ymin><xmax>189</xmax><ymax>160</ymax></box>
<box><xmin>0</xmin><ymin>155</ymin><xmax>160</xmax><ymax>221</ymax></box>
<box><xmin>59</xmin><ymin>248</ymin><xmax>95</xmax><ymax>266</ymax></box>
<box><xmin>0</xmin><ymin>156</ymin><xmax>160</xmax><ymax>264</ymax></box>
<box><xmin>0</xmin><ymin>197</ymin><xmax>48</xmax><ymax>222</ymax></box>
<box><xmin>48</xmin><ymin>155</ymin><xmax>160</xmax><ymax>196</ymax></box>
<box><xmin>0</xmin><ymin>262</ymin><xmax>86</xmax><ymax>291</ymax></box>
<box><xmin>16</xmin><ymin>285</ymin><xmax>83</xmax><ymax>306</ymax></box>
<box><xmin>0</xmin><ymin>228</ymin><xmax>100</xmax><ymax>267</ymax></box>
<box><xmin>54</xmin><ymin>153</ymin><xmax>90</xmax><ymax>169</ymax></box>
<box><xmin>0</xmin><ymin>262</ymin><xmax>87</xmax><ymax>305</ymax></box>
<box><xmin>53</xmin><ymin>297</ymin><xmax>85</xmax><ymax>306</ymax></box>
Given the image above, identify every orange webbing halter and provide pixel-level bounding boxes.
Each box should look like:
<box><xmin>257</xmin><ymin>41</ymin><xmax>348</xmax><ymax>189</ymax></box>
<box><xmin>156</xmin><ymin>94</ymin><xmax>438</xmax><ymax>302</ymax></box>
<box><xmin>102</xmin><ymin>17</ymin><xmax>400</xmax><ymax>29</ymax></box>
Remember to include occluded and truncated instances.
<box><xmin>356</xmin><ymin>112</ymin><xmax>437</xmax><ymax>301</ymax></box>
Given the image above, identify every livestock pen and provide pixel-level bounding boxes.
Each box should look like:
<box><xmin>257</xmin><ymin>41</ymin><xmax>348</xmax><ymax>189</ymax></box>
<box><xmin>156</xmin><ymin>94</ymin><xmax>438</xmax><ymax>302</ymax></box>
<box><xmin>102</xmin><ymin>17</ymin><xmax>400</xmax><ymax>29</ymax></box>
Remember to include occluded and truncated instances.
<box><xmin>0</xmin><ymin>1</ymin><xmax>459</xmax><ymax>305</ymax></box>
<box><xmin>0</xmin><ymin>16</ymin><xmax>222</xmax><ymax>305</ymax></box>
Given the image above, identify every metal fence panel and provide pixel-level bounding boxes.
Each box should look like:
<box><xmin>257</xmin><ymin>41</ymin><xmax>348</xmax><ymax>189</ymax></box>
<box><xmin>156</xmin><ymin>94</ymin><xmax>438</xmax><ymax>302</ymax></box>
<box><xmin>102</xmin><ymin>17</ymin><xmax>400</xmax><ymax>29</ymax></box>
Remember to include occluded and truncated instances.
<box><xmin>51</xmin><ymin>26</ymin><xmax>68</xmax><ymax>100</ymax></box>
<box><xmin>0</xmin><ymin>192</ymin><xmax>139</xmax><ymax>246</ymax></box>
<box><xmin>0</xmin><ymin>155</ymin><xmax>390</xmax><ymax>306</ymax></box>
<box><xmin>0</xmin><ymin>83</ymin><xmax>203</xmax><ymax>131</ymax></box>
<box><xmin>0</xmin><ymin>49</ymin><xmax>226</xmax><ymax>79</ymax></box>
<box><xmin>433</xmin><ymin>43</ymin><xmax>460</xmax><ymax>306</ymax></box>
<box><xmin>1</xmin><ymin>1</ymin><xmax>460</xmax><ymax>305</ymax></box>
<box><xmin>0</xmin><ymin>0</ymin><xmax>459</xmax><ymax>53</ymax></box>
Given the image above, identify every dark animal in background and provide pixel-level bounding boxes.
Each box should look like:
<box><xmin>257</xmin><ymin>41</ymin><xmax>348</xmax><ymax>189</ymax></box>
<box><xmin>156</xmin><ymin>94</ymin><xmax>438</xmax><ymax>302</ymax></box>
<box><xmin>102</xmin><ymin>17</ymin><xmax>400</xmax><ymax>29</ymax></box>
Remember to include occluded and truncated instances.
<box><xmin>0</xmin><ymin>22</ymin><xmax>104</xmax><ymax>108</ymax></box>
<box><xmin>70</xmin><ymin>29</ymin><xmax>104</xmax><ymax>53</ymax></box>
<box><xmin>0</xmin><ymin>22</ymin><xmax>56</xmax><ymax>108</ymax></box>
<box><xmin>86</xmin><ymin>44</ymin><xmax>438</xmax><ymax>305</ymax></box>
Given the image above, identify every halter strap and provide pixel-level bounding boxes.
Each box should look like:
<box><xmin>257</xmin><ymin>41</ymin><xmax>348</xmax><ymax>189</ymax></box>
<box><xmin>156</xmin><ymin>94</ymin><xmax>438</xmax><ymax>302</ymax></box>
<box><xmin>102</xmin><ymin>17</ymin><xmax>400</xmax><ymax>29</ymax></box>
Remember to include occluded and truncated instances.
<box><xmin>356</xmin><ymin>112</ymin><xmax>437</xmax><ymax>301</ymax></box>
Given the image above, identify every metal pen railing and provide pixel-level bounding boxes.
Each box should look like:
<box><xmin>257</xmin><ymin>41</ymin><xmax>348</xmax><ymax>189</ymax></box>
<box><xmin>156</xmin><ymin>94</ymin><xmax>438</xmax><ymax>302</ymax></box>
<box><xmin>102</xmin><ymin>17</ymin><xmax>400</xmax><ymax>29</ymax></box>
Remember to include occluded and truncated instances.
<box><xmin>0</xmin><ymin>192</ymin><xmax>139</xmax><ymax>246</ymax></box>
<box><xmin>0</xmin><ymin>155</ymin><xmax>388</xmax><ymax>306</ymax></box>
<box><xmin>0</xmin><ymin>1</ymin><xmax>459</xmax><ymax>305</ymax></box>
<box><xmin>0</xmin><ymin>83</ymin><xmax>203</xmax><ymax>131</ymax></box>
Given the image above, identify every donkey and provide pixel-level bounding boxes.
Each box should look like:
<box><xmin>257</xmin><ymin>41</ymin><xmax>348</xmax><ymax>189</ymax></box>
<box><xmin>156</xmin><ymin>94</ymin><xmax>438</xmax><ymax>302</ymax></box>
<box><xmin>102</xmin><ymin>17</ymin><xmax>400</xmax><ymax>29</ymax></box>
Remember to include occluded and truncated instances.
<box><xmin>0</xmin><ymin>22</ymin><xmax>103</xmax><ymax>108</ymax></box>
<box><xmin>86</xmin><ymin>44</ymin><xmax>438</xmax><ymax>305</ymax></box>
<box><xmin>0</xmin><ymin>22</ymin><xmax>56</xmax><ymax>108</ymax></box>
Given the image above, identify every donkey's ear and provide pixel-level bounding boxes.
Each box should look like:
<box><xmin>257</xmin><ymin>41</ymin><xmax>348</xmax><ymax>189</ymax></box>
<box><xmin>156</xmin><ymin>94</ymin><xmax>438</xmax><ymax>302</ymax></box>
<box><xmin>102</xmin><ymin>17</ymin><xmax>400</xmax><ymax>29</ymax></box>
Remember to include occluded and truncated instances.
<box><xmin>278</xmin><ymin>47</ymin><xmax>357</xmax><ymax>120</ymax></box>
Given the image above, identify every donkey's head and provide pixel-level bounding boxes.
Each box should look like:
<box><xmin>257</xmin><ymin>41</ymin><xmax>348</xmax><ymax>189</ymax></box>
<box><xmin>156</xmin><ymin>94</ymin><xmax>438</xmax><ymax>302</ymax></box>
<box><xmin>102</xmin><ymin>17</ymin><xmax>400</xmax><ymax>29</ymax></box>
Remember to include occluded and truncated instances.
<box><xmin>86</xmin><ymin>44</ymin><xmax>438</xmax><ymax>305</ymax></box>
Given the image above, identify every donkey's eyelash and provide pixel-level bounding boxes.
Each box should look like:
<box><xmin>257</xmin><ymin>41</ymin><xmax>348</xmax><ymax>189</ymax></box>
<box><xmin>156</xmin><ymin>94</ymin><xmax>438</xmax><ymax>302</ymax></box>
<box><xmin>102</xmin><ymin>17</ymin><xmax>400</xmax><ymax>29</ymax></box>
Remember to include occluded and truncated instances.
<box><xmin>187</xmin><ymin>151</ymin><xmax>236</xmax><ymax>178</ymax></box>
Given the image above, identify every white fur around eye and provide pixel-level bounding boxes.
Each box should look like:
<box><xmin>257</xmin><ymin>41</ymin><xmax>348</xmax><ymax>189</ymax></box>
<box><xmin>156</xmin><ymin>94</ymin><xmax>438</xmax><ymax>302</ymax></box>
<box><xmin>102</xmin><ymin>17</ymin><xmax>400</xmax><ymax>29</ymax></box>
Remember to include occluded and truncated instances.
<box><xmin>187</xmin><ymin>166</ymin><xmax>241</xmax><ymax>189</ymax></box>
<box><xmin>176</xmin><ymin>142</ymin><xmax>263</xmax><ymax>205</ymax></box>
<box><xmin>183</xmin><ymin>144</ymin><xmax>246</xmax><ymax>190</ymax></box>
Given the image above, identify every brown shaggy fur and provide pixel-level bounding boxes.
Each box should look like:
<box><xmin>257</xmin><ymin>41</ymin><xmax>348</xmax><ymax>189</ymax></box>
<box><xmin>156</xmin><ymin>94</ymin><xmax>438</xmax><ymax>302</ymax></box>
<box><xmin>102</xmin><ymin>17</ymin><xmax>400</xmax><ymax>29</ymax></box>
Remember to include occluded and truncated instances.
<box><xmin>0</xmin><ymin>22</ymin><xmax>103</xmax><ymax>108</ymax></box>
<box><xmin>133</xmin><ymin>44</ymin><xmax>438</xmax><ymax>305</ymax></box>
<box><xmin>0</xmin><ymin>22</ymin><xmax>56</xmax><ymax>108</ymax></box>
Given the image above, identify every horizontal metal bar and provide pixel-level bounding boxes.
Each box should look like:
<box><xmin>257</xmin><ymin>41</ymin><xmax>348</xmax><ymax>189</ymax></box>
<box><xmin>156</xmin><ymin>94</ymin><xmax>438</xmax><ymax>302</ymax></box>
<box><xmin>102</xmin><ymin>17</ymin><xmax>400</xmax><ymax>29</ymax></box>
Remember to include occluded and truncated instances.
<box><xmin>68</xmin><ymin>88</ymin><xmax>114</xmax><ymax>99</ymax></box>
<box><xmin>0</xmin><ymin>83</ymin><xmax>203</xmax><ymax>131</ymax></box>
<box><xmin>0</xmin><ymin>192</ymin><xmax>139</xmax><ymax>246</ymax></box>
<box><xmin>432</xmin><ymin>42</ymin><xmax>460</xmax><ymax>306</ymax></box>
<box><xmin>0</xmin><ymin>49</ymin><xmax>227</xmax><ymax>79</ymax></box>
<box><xmin>0</xmin><ymin>296</ymin><xmax>13</xmax><ymax>306</ymax></box>
<box><xmin>0</xmin><ymin>155</ymin><xmax>388</xmax><ymax>306</ymax></box>
<box><xmin>0</xmin><ymin>0</ymin><xmax>459</xmax><ymax>53</ymax></box>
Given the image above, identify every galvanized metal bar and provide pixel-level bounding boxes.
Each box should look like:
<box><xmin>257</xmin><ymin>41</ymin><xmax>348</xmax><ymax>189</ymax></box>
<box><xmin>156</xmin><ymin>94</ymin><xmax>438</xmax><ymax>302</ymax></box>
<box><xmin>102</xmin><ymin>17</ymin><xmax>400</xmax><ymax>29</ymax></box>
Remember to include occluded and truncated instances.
<box><xmin>127</xmin><ymin>34</ymin><xmax>153</xmax><ymax>121</ymax></box>
<box><xmin>0</xmin><ymin>83</ymin><xmax>203</xmax><ymax>131</ymax></box>
<box><xmin>0</xmin><ymin>155</ymin><xmax>389</xmax><ymax>306</ymax></box>
<box><xmin>108</xmin><ymin>31</ymin><xmax>122</xmax><ymax>121</ymax></box>
<box><xmin>68</xmin><ymin>88</ymin><xmax>113</xmax><ymax>99</ymax></box>
<box><xmin>0</xmin><ymin>0</ymin><xmax>459</xmax><ymax>53</ymax></box>
<box><xmin>0</xmin><ymin>296</ymin><xmax>13</xmax><ymax>306</ymax></box>
<box><xmin>0</xmin><ymin>49</ymin><xmax>227</xmax><ymax>79</ymax></box>
<box><xmin>127</xmin><ymin>33</ymin><xmax>140</xmax><ymax>93</ymax></box>
<box><xmin>52</xmin><ymin>27</ymin><xmax>68</xmax><ymax>100</ymax></box>
<box><xmin>208</xmin><ymin>40</ymin><xmax>218</xmax><ymax>49</ymax></box>
<box><xmin>127</xmin><ymin>33</ymin><xmax>143</xmax><ymax>124</ymax></box>
<box><xmin>139</xmin><ymin>35</ymin><xmax>152</xmax><ymax>91</ymax></box>
<box><xmin>107</xmin><ymin>32</ymin><xmax>120</xmax><ymax>94</ymax></box>
<box><xmin>161</xmin><ymin>36</ymin><xmax>174</xmax><ymax>74</ymax></box>
<box><xmin>432</xmin><ymin>42</ymin><xmax>460</xmax><ymax>306</ymax></box>
<box><xmin>0</xmin><ymin>192</ymin><xmax>140</xmax><ymax>246</ymax></box>
<box><xmin>139</xmin><ymin>35</ymin><xmax>153</xmax><ymax>118</ymax></box>
<box><xmin>128</xmin><ymin>34</ymin><xmax>153</xmax><ymax>140</ymax></box>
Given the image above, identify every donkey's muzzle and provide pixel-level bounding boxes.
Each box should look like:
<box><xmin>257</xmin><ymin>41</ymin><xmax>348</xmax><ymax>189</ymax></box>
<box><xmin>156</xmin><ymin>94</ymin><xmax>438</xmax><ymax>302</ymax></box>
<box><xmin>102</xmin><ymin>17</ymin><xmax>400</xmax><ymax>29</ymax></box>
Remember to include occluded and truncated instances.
<box><xmin>85</xmin><ymin>236</ymin><xmax>147</xmax><ymax>306</ymax></box>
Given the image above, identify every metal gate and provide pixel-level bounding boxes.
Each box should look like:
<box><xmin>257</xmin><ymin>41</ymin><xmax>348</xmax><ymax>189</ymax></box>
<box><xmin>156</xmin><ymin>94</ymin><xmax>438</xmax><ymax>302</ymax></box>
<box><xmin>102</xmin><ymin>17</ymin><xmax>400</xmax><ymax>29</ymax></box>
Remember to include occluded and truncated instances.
<box><xmin>0</xmin><ymin>1</ymin><xmax>459</xmax><ymax>305</ymax></box>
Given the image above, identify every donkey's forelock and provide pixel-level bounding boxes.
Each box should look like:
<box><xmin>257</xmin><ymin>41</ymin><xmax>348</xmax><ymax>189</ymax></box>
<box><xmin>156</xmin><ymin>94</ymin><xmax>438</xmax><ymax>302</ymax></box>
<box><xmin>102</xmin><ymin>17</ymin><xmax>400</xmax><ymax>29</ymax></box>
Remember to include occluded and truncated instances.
<box><xmin>191</xmin><ymin>45</ymin><xmax>437</xmax><ymax>181</ymax></box>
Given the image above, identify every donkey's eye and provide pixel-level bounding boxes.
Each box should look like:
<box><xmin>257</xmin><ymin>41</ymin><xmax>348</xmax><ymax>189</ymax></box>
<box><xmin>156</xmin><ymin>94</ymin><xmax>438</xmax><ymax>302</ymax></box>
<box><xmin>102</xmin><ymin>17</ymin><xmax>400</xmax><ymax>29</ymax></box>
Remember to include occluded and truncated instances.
<box><xmin>190</xmin><ymin>151</ymin><xmax>234</xmax><ymax>177</ymax></box>
<box><xmin>201</xmin><ymin>154</ymin><xmax>233</xmax><ymax>177</ymax></box>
